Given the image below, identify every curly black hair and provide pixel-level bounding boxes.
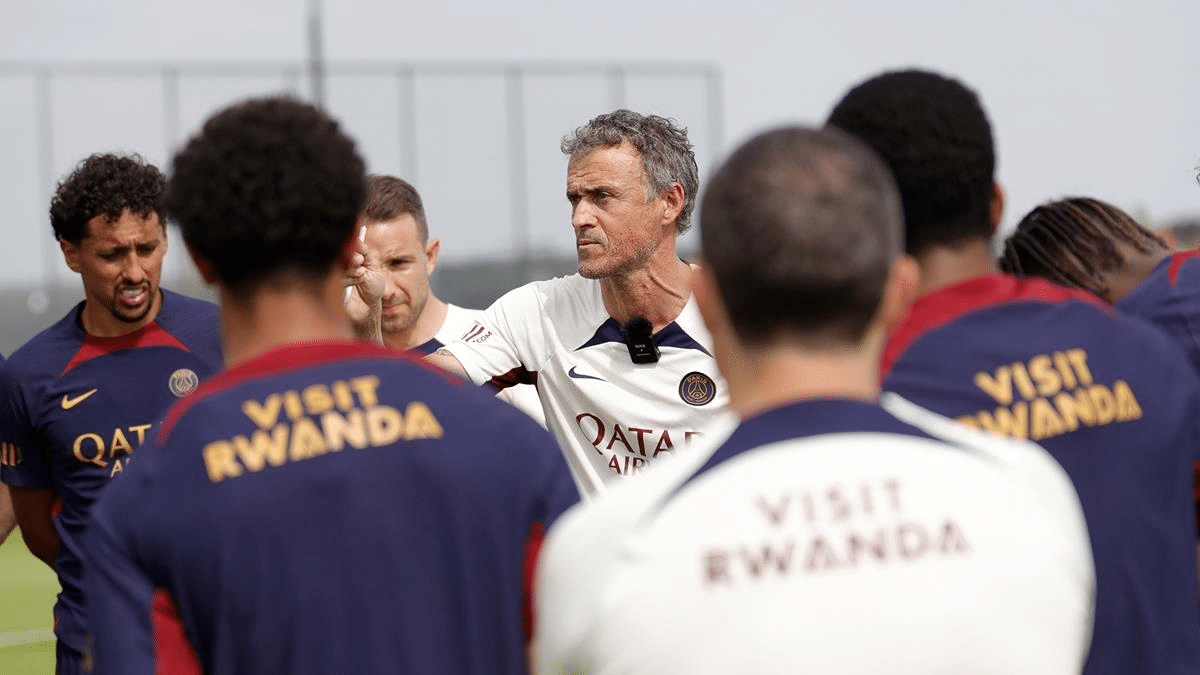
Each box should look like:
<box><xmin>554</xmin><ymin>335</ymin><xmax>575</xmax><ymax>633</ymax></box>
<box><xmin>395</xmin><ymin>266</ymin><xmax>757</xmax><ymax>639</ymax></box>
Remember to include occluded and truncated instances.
<box><xmin>827</xmin><ymin>69</ymin><xmax>996</xmax><ymax>255</ymax></box>
<box><xmin>49</xmin><ymin>153</ymin><xmax>166</xmax><ymax>244</ymax></box>
<box><xmin>165</xmin><ymin>97</ymin><xmax>366</xmax><ymax>297</ymax></box>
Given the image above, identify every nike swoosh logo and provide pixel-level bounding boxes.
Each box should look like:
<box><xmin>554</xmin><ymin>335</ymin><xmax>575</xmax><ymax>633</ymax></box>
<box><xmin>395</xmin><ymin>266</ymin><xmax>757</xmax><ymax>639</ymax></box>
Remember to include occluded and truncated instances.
<box><xmin>61</xmin><ymin>389</ymin><xmax>98</xmax><ymax>410</ymax></box>
<box><xmin>568</xmin><ymin>366</ymin><xmax>606</xmax><ymax>382</ymax></box>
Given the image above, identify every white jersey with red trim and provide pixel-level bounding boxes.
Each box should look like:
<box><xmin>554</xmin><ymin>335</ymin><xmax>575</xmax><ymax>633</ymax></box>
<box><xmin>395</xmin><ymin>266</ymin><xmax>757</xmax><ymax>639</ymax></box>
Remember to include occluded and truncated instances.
<box><xmin>441</xmin><ymin>274</ymin><xmax>734</xmax><ymax>498</ymax></box>
<box><xmin>534</xmin><ymin>393</ymin><xmax>1095</xmax><ymax>675</ymax></box>
<box><xmin>437</xmin><ymin>304</ymin><xmax>546</xmax><ymax>428</ymax></box>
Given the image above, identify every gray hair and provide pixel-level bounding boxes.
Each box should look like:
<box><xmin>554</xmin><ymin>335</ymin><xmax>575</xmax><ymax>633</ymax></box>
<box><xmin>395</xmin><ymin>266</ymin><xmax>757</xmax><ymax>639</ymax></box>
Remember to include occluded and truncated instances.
<box><xmin>561</xmin><ymin>109</ymin><xmax>699</xmax><ymax>233</ymax></box>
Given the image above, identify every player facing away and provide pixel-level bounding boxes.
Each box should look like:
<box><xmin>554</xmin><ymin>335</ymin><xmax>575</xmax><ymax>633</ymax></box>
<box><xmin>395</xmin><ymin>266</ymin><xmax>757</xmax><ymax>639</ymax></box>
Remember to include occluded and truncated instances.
<box><xmin>828</xmin><ymin>70</ymin><xmax>1200</xmax><ymax>674</ymax></box>
<box><xmin>85</xmin><ymin>97</ymin><xmax>578</xmax><ymax>675</ymax></box>
<box><xmin>1000</xmin><ymin>197</ymin><xmax>1200</xmax><ymax>374</ymax></box>
<box><xmin>534</xmin><ymin>126</ymin><xmax>1094</xmax><ymax>675</ymax></box>
<box><xmin>0</xmin><ymin>153</ymin><xmax>222</xmax><ymax>675</ymax></box>
<box><xmin>427</xmin><ymin>110</ymin><xmax>734</xmax><ymax>497</ymax></box>
<box><xmin>346</xmin><ymin>174</ymin><xmax>544</xmax><ymax>425</ymax></box>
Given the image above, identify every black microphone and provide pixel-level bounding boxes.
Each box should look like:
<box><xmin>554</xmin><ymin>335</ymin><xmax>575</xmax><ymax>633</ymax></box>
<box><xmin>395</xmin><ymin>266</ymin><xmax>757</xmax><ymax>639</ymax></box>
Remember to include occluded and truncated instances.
<box><xmin>621</xmin><ymin>318</ymin><xmax>660</xmax><ymax>364</ymax></box>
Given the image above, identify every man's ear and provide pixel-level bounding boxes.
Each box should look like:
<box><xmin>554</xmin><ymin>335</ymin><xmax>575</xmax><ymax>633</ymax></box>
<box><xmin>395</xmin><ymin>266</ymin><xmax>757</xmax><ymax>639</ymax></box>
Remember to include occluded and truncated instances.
<box><xmin>880</xmin><ymin>254</ymin><xmax>920</xmax><ymax>332</ymax></box>
<box><xmin>60</xmin><ymin>239</ymin><xmax>81</xmax><ymax>274</ymax></box>
<box><xmin>661</xmin><ymin>183</ymin><xmax>685</xmax><ymax>229</ymax></box>
<box><xmin>989</xmin><ymin>182</ymin><xmax>1006</xmax><ymax>235</ymax></box>
<box><xmin>425</xmin><ymin>238</ymin><xmax>441</xmax><ymax>275</ymax></box>
<box><xmin>186</xmin><ymin>243</ymin><xmax>219</xmax><ymax>285</ymax></box>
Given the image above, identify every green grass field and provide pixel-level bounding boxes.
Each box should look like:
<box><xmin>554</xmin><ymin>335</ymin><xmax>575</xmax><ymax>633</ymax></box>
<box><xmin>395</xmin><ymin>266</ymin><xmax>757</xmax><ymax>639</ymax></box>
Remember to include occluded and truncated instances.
<box><xmin>0</xmin><ymin>531</ymin><xmax>58</xmax><ymax>674</ymax></box>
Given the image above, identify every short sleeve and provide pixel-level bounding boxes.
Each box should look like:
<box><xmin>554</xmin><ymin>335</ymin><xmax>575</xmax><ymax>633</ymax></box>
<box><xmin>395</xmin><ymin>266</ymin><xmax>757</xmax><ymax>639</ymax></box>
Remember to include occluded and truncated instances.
<box><xmin>442</xmin><ymin>284</ymin><xmax>547</xmax><ymax>388</ymax></box>
<box><xmin>0</xmin><ymin>361</ymin><xmax>51</xmax><ymax>489</ymax></box>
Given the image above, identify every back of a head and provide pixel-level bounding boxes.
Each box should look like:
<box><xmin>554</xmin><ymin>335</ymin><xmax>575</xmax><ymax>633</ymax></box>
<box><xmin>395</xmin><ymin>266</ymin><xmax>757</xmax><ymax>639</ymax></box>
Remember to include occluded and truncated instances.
<box><xmin>362</xmin><ymin>174</ymin><xmax>429</xmax><ymax>242</ymax></box>
<box><xmin>561</xmin><ymin>108</ymin><xmax>699</xmax><ymax>233</ymax></box>
<box><xmin>827</xmin><ymin>69</ymin><xmax>995</xmax><ymax>255</ymax></box>
<box><xmin>999</xmin><ymin>197</ymin><xmax>1166</xmax><ymax>300</ymax></box>
<box><xmin>165</xmin><ymin>97</ymin><xmax>366</xmax><ymax>296</ymax></box>
<box><xmin>700</xmin><ymin>125</ymin><xmax>903</xmax><ymax>349</ymax></box>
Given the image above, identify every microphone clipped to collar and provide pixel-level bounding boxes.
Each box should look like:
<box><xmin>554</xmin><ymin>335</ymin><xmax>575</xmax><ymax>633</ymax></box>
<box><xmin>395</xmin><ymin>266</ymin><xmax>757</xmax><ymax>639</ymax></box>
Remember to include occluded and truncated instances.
<box><xmin>621</xmin><ymin>318</ymin><xmax>660</xmax><ymax>364</ymax></box>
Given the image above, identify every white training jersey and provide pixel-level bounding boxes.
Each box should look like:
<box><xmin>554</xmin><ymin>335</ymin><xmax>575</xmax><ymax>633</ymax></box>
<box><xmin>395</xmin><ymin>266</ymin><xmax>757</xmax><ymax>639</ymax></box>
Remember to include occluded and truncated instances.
<box><xmin>441</xmin><ymin>274</ymin><xmax>734</xmax><ymax>498</ymax></box>
<box><xmin>434</xmin><ymin>304</ymin><xmax>546</xmax><ymax>427</ymax></box>
<box><xmin>534</xmin><ymin>393</ymin><xmax>1095</xmax><ymax>675</ymax></box>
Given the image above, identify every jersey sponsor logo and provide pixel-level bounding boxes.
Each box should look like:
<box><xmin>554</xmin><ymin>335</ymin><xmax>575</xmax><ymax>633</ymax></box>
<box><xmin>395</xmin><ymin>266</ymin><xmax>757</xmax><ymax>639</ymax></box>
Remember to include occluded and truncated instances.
<box><xmin>201</xmin><ymin>376</ymin><xmax>444</xmax><ymax>483</ymax></box>
<box><xmin>463</xmin><ymin>324</ymin><xmax>492</xmax><ymax>344</ymax></box>
<box><xmin>0</xmin><ymin>442</ymin><xmax>21</xmax><ymax>467</ymax></box>
<box><xmin>60</xmin><ymin>388</ymin><xmax>98</xmax><ymax>410</ymax></box>
<box><xmin>168</xmin><ymin>368</ymin><xmax>200</xmax><ymax>398</ymax></box>
<box><xmin>73</xmin><ymin>423</ymin><xmax>154</xmax><ymax>477</ymax></box>
<box><xmin>678</xmin><ymin>371</ymin><xmax>716</xmax><ymax>406</ymax></box>
<box><xmin>567</xmin><ymin>366</ymin><xmax>606</xmax><ymax>382</ymax></box>
<box><xmin>954</xmin><ymin>348</ymin><xmax>1144</xmax><ymax>441</ymax></box>
<box><xmin>575</xmin><ymin>412</ymin><xmax>707</xmax><ymax>476</ymax></box>
<box><xmin>703</xmin><ymin>478</ymin><xmax>970</xmax><ymax>587</ymax></box>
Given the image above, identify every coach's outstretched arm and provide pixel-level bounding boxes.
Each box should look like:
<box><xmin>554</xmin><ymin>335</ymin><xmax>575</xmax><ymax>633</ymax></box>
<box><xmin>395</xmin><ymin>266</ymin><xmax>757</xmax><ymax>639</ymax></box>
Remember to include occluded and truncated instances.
<box><xmin>426</xmin><ymin>348</ymin><xmax>469</xmax><ymax>379</ymax></box>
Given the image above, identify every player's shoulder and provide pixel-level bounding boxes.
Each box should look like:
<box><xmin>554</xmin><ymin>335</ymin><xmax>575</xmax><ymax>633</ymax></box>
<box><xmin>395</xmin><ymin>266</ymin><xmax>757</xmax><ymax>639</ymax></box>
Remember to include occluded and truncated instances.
<box><xmin>155</xmin><ymin>289</ymin><xmax>220</xmax><ymax>342</ymax></box>
<box><xmin>881</xmin><ymin>393</ymin><xmax>1074</xmax><ymax>481</ymax></box>
<box><xmin>3</xmin><ymin>305</ymin><xmax>87</xmax><ymax>382</ymax></box>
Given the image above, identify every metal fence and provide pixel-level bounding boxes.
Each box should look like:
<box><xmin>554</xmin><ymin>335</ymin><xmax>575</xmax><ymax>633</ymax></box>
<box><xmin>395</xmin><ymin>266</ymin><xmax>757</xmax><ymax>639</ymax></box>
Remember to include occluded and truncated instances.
<box><xmin>0</xmin><ymin>60</ymin><xmax>723</xmax><ymax>290</ymax></box>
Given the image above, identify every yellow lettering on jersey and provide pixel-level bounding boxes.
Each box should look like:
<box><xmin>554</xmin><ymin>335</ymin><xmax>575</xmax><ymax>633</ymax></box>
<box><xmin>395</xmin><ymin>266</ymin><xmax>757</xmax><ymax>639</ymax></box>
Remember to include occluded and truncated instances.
<box><xmin>203</xmin><ymin>441</ymin><xmax>243</xmax><ymax>482</ymax></box>
<box><xmin>289</xmin><ymin>418</ymin><xmax>327</xmax><ymax>461</ymax></box>
<box><xmin>975</xmin><ymin>402</ymin><xmax>1029</xmax><ymax>439</ymax></box>
<box><xmin>1030</xmin><ymin>398</ymin><xmax>1066</xmax><ymax>441</ymax></box>
<box><xmin>960</xmin><ymin>352</ymin><xmax>1143</xmax><ymax>443</ymax></box>
<box><xmin>1114</xmin><ymin>380</ymin><xmax>1143</xmax><ymax>421</ymax></box>
<box><xmin>129</xmin><ymin>424</ymin><xmax>153</xmax><ymax>446</ymax></box>
<box><xmin>1028</xmin><ymin>354</ymin><xmax>1061</xmax><ymax>397</ymax></box>
<box><xmin>108</xmin><ymin>427</ymin><xmax>134</xmax><ymax>458</ymax></box>
<box><xmin>322</xmin><ymin>409</ymin><xmax>368</xmax><ymax>452</ymax></box>
<box><xmin>242</xmin><ymin>395</ymin><xmax>282</xmax><ymax>430</ymax></box>
<box><xmin>302</xmin><ymin>384</ymin><xmax>335</xmax><ymax>416</ymax></box>
<box><xmin>232</xmin><ymin>426</ymin><xmax>289</xmax><ymax>472</ymax></box>
<box><xmin>204</xmin><ymin>379</ymin><xmax>443</xmax><ymax>483</ymax></box>
<box><xmin>350</xmin><ymin>376</ymin><xmax>381</xmax><ymax>407</ymax></box>
<box><xmin>73</xmin><ymin>433</ymin><xmax>108</xmax><ymax>467</ymax></box>
<box><xmin>366</xmin><ymin>405</ymin><xmax>403</xmax><ymax>446</ymax></box>
<box><xmin>402</xmin><ymin>402</ymin><xmax>443</xmax><ymax>440</ymax></box>
<box><xmin>974</xmin><ymin>367</ymin><xmax>1014</xmax><ymax>405</ymax></box>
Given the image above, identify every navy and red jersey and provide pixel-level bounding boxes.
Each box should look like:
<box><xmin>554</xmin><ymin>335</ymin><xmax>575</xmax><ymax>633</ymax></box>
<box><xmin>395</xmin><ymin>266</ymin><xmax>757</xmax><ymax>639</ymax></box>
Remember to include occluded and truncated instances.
<box><xmin>883</xmin><ymin>272</ymin><xmax>1200</xmax><ymax>675</ymax></box>
<box><xmin>1116</xmin><ymin>250</ymin><xmax>1200</xmax><ymax>376</ymax></box>
<box><xmin>85</xmin><ymin>340</ymin><xmax>579</xmax><ymax>675</ymax></box>
<box><xmin>0</xmin><ymin>289</ymin><xmax>222</xmax><ymax>652</ymax></box>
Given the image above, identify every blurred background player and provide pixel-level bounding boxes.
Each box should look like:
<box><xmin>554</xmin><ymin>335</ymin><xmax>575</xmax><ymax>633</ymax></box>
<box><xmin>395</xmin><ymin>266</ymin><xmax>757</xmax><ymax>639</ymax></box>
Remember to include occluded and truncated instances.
<box><xmin>1000</xmin><ymin>197</ymin><xmax>1200</xmax><ymax>373</ymax></box>
<box><xmin>535</xmin><ymin>125</ymin><xmax>1094</xmax><ymax>675</ymax></box>
<box><xmin>828</xmin><ymin>69</ymin><xmax>1200</xmax><ymax>675</ymax></box>
<box><xmin>85</xmin><ymin>97</ymin><xmax>577</xmax><ymax>675</ymax></box>
<box><xmin>428</xmin><ymin>109</ymin><xmax>732</xmax><ymax>497</ymax></box>
<box><xmin>0</xmin><ymin>153</ymin><xmax>221</xmax><ymax>675</ymax></box>
<box><xmin>347</xmin><ymin>174</ymin><xmax>544</xmax><ymax>424</ymax></box>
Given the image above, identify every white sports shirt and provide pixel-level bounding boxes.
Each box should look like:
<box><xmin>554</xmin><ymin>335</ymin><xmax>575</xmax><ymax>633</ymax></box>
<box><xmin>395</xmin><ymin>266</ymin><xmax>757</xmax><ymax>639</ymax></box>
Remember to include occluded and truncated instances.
<box><xmin>534</xmin><ymin>393</ymin><xmax>1094</xmax><ymax>675</ymax></box>
<box><xmin>433</xmin><ymin>304</ymin><xmax>546</xmax><ymax>427</ymax></box>
<box><xmin>441</xmin><ymin>275</ymin><xmax>733</xmax><ymax>498</ymax></box>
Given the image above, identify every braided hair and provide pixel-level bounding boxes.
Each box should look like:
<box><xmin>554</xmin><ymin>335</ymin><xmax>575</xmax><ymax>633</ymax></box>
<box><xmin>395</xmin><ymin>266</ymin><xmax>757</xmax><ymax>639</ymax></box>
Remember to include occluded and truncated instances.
<box><xmin>999</xmin><ymin>197</ymin><xmax>1166</xmax><ymax>299</ymax></box>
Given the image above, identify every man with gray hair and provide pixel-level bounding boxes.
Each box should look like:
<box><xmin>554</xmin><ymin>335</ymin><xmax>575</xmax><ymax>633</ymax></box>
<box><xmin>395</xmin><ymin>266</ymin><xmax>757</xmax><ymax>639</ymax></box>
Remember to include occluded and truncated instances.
<box><xmin>428</xmin><ymin>109</ymin><xmax>732</xmax><ymax>497</ymax></box>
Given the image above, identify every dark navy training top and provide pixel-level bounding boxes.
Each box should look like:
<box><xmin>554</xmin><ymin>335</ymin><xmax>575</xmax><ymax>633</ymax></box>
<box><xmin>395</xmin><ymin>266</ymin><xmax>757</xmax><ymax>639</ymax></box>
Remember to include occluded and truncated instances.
<box><xmin>86</xmin><ymin>340</ymin><xmax>579</xmax><ymax>675</ymax></box>
<box><xmin>0</xmin><ymin>289</ymin><xmax>222</xmax><ymax>651</ymax></box>
<box><xmin>884</xmin><ymin>273</ymin><xmax>1200</xmax><ymax>675</ymax></box>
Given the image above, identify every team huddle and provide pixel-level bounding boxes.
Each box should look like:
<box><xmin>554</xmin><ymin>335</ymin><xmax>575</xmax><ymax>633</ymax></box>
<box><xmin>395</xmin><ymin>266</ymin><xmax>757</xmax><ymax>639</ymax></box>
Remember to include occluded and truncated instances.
<box><xmin>0</xmin><ymin>67</ymin><xmax>1196</xmax><ymax>675</ymax></box>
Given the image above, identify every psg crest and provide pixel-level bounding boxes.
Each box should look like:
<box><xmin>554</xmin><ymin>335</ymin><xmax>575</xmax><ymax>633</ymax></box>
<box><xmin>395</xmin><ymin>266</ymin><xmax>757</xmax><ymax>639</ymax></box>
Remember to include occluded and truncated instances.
<box><xmin>678</xmin><ymin>371</ymin><xmax>716</xmax><ymax>406</ymax></box>
<box><xmin>169</xmin><ymin>368</ymin><xmax>200</xmax><ymax>398</ymax></box>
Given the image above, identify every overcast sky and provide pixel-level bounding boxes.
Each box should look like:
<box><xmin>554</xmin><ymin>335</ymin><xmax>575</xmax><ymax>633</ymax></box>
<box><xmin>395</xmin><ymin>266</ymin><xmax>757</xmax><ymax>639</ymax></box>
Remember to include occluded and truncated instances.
<box><xmin>1</xmin><ymin>0</ymin><xmax>1198</xmax><ymax>288</ymax></box>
